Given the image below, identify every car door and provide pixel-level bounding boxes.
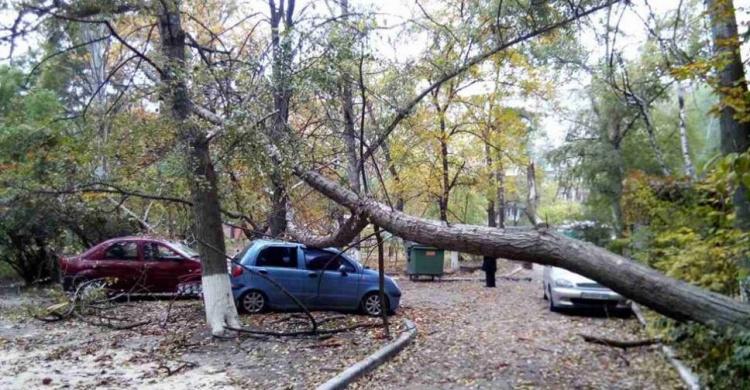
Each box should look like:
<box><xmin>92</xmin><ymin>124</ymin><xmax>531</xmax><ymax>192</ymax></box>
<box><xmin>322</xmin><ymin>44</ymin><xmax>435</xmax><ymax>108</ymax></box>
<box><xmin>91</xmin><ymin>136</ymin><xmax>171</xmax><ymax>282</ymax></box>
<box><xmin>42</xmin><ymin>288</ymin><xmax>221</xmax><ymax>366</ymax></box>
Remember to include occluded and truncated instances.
<box><xmin>249</xmin><ymin>245</ymin><xmax>310</xmax><ymax>309</ymax></box>
<box><xmin>98</xmin><ymin>241</ymin><xmax>145</xmax><ymax>291</ymax></box>
<box><xmin>304</xmin><ymin>249</ymin><xmax>361</xmax><ymax>309</ymax></box>
<box><xmin>142</xmin><ymin>242</ymin><xmax>195</xmax><ymax>293</ymax></box>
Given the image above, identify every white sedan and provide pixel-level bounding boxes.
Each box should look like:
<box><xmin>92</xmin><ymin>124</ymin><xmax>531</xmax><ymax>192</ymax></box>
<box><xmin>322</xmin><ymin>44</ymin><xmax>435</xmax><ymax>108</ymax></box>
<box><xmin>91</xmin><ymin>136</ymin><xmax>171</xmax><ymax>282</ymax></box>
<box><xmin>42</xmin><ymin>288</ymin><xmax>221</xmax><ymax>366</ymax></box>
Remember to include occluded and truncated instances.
<box><xmin>542</xmin><ymin>266</ymin><xmax>629</xmax><ymax>312</ymax></box>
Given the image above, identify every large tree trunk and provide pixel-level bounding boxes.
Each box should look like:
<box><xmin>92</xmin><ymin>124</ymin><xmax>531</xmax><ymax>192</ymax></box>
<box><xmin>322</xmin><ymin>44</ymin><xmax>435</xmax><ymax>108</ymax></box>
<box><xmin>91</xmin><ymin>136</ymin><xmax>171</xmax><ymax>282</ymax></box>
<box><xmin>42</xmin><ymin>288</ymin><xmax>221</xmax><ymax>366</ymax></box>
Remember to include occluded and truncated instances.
<box><xmin>677</xmin><ymin>82</ymin><xmax>695</xmax><ymax>179</ymax></box>
<box><xmin>339</xmin><ymin>0</ymin><xmax>361</xmax><ymax>261</ymax></box>
<box><xmin>299</xmin><ymin>169</ymin><xmax>750</xmax><ymax>331</ymax></box>
<box><xmin>495</xmin><ymin>161</ymin><xmax>506</xmax><ymax>228</ymax></box>
<box><xmin>267</xmin><ymin>0</ymin><xmax>296</xmax><ymax>237</ymax></box>
<box><xmin>707</xmin><ymin>0</ymin><xmax>750</xmax><ymax>231</ymax></box>
<box><xmin>525</xmin><ymin>162</ymin><xmax>544</xmax><ymax>227</ymax></box>
<box><xmin>483</xmin><ymin>141</ymin><xmax>497</xmax><ymax>287</ymax></box>
<box><xmin>158</xmin><ymin>8</ymin><xmax>240</xmax><ymax>335</ymax></box>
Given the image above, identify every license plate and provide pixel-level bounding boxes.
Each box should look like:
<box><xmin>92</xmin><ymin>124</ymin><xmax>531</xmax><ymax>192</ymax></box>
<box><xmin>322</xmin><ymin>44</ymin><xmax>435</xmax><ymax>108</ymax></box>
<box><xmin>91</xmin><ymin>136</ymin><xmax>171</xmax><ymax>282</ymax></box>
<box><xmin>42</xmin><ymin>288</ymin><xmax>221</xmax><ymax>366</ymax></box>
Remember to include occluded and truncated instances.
<box><xmin>581</xmin><ymin>292</ymin><xmax>611</xmax><ymax>300</ymax></box>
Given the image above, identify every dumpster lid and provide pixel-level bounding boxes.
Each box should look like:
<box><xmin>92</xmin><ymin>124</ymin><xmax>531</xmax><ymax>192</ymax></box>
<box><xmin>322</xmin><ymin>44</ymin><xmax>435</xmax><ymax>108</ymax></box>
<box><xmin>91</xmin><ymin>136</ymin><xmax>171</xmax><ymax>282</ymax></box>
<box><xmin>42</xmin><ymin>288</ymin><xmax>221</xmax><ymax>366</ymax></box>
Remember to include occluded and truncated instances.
<box><xmin>410</xmin><ymin>245</ymin><xmax>443</xmax><ymax>250</ymax></box>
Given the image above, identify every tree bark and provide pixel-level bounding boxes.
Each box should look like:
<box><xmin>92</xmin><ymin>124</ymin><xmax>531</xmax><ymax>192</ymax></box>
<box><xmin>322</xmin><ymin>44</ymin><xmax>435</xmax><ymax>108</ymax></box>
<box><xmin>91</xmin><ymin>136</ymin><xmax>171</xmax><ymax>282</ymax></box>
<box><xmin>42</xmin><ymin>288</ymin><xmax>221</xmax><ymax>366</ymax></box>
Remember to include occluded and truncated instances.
<box><xmin>677</xmin><ymin>82</ymin><xmax>695</xmax><ymax>179</ymax></box>
<box><xmin>634</xmin><ymin>96</ymin><xmax>670</xmax><ymax>176</ymax></box>
<box><xmin>339</xmin><ymin>0</ymin><xmax>361</xmax><ymax>261</ymax></box>
<box><xmin>483</xmin><ymin>140</ymin><xmax>497</xmax><ymax>287</ymax></box>
<box><xmin>267</xmin><ymin>0</ymin><xmax>296</xmax><ymax>237</ymax></box>
<box><xmin>495</xmin><ymin>161</ymin><xmax>506</xmax><ymax>228</ymax></box>
<box><xmin>298</xmin><ymin>169</ymin><xmax>750</xmax><ymax>331</ymax></box>
<box><xmin>525</xmin><ymin>162</ymin><xmax>544</xmax><ymax>227</ymax></box>
<box><xmin>485</xmin><ymin>141</ymin><xmax>496</xmax><ymax>227</ymax></box>
<box><xmin>707</xmin><ymin>0</ymin><xmax>750</xmax><ymax>231</ymax></box>
<box><xmin>157</xmin><ymin>7</ymin><xmax>240</xmax><ymax>335</ymax></box>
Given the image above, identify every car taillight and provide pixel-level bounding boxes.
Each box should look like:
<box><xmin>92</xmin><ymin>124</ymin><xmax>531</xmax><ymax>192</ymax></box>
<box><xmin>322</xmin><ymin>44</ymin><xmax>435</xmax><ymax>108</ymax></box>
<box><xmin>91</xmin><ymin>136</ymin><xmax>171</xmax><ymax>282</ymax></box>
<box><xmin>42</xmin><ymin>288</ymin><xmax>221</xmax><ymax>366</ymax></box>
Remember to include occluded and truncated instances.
<box><xmin>231</xmin><ymin>265</ymin><xmax>243</xmax><ymax>277</ymax></box>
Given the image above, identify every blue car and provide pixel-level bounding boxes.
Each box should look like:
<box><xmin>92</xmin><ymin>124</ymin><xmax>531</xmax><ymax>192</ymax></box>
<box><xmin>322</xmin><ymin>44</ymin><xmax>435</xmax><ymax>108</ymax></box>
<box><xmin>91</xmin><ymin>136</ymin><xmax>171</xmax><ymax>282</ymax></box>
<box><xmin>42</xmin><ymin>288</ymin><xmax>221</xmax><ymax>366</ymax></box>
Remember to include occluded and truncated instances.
<box><xmin>230</xmin><ymin>240</ymin><xmax>401</xmax><ymax>316</ymax></box>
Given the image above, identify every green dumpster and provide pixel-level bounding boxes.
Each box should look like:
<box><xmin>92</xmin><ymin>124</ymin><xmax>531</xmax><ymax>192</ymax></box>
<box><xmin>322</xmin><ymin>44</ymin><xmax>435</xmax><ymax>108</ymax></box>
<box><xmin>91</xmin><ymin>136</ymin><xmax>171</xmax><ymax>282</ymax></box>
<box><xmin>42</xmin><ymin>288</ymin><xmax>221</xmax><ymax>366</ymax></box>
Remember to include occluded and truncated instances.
<box><xmin>407</xmin><ymin>246</ymin><xmax>444</xmax><ymax>281</ymax></box>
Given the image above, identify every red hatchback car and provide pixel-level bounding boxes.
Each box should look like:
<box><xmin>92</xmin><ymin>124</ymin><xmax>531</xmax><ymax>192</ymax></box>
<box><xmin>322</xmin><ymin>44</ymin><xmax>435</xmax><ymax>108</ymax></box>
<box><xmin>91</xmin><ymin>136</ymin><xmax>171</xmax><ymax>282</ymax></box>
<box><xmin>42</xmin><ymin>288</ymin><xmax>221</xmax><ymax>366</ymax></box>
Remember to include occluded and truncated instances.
<box><xmin>59</xmin><ymin>237</ymin><xmax>203</xmax><ymax>294</ymax></box>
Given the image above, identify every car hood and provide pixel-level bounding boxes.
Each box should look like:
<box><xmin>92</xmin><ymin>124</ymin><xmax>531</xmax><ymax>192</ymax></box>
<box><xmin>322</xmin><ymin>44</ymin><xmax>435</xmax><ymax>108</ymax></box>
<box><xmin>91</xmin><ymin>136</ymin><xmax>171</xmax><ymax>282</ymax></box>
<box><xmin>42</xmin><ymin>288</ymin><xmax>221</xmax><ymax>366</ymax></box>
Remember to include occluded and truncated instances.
<box><xmin>361</xmin><ymin>269</ymin><xmax>397</xmax><ymax>285</ymax></box>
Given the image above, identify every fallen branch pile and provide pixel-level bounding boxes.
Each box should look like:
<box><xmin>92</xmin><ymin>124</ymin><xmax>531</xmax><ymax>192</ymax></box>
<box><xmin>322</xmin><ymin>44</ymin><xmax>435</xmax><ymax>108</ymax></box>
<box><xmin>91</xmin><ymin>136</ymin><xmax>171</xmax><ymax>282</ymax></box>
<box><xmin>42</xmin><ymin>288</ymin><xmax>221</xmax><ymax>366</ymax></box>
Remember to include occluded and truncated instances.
<box><xmin>32</xmin><ymin>278</ymin><xmax>150</xmax><ymax>330</ymax></box>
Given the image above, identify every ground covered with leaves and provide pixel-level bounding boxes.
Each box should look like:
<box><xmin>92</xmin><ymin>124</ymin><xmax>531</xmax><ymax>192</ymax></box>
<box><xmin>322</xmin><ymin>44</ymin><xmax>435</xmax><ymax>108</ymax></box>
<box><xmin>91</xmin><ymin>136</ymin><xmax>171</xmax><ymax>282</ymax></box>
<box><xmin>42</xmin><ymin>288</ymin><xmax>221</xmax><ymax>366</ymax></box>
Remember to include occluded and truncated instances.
<box><xmin>0</xmin><ymin>293</ymin><xmax>403</xmax><ymax>389</ymax></box>
<box><xmin>1</xmin><ymin>265</ymin><xmax>685</xmax><ymax>389</ymax></box>
<box><xmin>354</xmin><ymin>264</ymin><xmax>685</xmax><ymax>389</ymax></box>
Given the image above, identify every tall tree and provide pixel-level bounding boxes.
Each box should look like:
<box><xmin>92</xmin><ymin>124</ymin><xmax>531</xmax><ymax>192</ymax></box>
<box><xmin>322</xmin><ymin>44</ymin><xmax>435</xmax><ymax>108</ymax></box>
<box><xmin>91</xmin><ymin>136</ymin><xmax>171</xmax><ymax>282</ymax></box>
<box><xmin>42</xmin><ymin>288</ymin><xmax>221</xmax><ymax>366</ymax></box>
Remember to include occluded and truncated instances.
<box><xmin>706</xmin><ymin>0</ymin><xmax>750</xmax><ymax>230</ymax></box>
<box><xmin>157</xmin><ymin>2</ymin><xmax>241</xmax><ymax>335</ymax></box>
<box><xmin>267</xmin><ymin>0</ymin><xmax>297</xmax><ymax>237</ymax></box>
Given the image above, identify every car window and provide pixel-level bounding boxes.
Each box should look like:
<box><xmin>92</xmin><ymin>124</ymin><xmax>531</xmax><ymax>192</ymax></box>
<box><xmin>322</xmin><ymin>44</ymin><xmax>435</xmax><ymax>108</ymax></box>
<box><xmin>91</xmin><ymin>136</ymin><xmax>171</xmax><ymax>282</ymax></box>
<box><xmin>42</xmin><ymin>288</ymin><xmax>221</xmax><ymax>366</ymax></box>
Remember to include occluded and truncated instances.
<box><xmin>170</xmin><ymin>242</ymin><xmax>199</xmax><ymax>258</ymax></box>
<box><xmin>305</xmin><ymin>249</ymin><xmax>355</xmax><ymax>272</ymax></box>
<box><xmin>143</xmin><ymin>243</ymin><xmax>183</xmax><ymax>261</ymax></box>
<box><xmin>104</xmin><ymin>242</ymin><xmax>139</xmax><ymax>261</ymax></box>
<box><xmin>256</xmin><ymin>246</ymin><xmax>298</xmax><ymax>268</ymax></box>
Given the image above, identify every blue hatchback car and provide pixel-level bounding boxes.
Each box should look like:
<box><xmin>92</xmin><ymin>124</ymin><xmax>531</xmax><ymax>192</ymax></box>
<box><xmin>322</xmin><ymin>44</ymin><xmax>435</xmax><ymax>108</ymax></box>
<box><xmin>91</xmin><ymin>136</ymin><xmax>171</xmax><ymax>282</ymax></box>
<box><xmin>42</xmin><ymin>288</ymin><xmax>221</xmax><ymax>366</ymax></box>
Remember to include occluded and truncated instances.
<box><xmin>230</xmin><ymin>240</ymin><xmax>402</xmax><ymax>316</ymax></box>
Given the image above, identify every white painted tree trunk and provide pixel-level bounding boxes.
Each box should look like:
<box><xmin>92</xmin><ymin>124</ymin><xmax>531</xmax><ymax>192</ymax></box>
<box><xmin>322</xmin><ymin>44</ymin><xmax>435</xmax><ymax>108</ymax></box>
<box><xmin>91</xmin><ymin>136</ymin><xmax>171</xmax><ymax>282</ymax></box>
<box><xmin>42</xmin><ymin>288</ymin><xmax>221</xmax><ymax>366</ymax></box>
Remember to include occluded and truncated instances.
<box><xmin>450</xmin><ymin>251</ymin><xmax>459</xmax><ymax>271</ymax></box>
<box><xmin>350</xmin><ymin>248</ymin><xmax>362</xmax><ymax>262</ymax></box>
<box><xmin>202</xmin><ymin>274</ymin><xmax>241</xmax><ymax>335</ymax></box>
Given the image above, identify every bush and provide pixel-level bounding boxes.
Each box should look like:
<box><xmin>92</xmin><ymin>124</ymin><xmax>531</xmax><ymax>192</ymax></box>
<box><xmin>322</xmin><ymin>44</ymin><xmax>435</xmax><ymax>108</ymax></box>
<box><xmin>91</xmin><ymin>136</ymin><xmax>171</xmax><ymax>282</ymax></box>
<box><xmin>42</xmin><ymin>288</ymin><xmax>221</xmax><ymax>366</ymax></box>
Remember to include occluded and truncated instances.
<box><xmin>670</xmin><ymin>323</ymin><xmax>750</xmax><ymax>390</ymax></box>
<box><xmin>622</xmin><ymin>170</ymin><xmax>750</xmax><ymax>388</ymax></box>
<box><xmin>0</xmin><ymin>195</ymin><xmax>142</xmax><ymax>285</ymax></box>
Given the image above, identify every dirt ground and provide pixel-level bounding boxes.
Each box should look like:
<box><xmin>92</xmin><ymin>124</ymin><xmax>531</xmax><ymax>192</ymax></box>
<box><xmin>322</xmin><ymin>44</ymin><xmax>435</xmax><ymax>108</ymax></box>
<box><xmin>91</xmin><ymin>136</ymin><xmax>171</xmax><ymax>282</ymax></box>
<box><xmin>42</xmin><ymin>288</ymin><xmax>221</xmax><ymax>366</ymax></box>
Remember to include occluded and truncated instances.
<box><xmin>353</xmin><ymin>264</ymin><xmax>685</xmax><ymax>390</ymax></box>
<box><xmin>0</xmin><ymin>263</ymin><xmax>685</xmax><ymax>389</ymax></box>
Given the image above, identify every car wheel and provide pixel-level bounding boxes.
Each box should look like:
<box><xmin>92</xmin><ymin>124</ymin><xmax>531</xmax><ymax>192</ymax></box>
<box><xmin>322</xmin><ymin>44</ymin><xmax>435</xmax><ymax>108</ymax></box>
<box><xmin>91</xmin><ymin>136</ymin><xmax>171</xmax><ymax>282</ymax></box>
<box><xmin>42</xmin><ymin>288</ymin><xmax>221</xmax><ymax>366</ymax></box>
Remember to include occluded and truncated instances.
<box><xmin>239</xmin><ymin>290</ymin><xmax>268</xmax><ymax>314</ymax></box>
<box><xmin>78</xmin><ymin>279</ymin><xmax>109</xmax><ymax>301</ymax></box>
<box><xmin>548</xmin><ymin>285</ymin><xmax>559</xmax><ymax>312</ymax></box>
<box><xmin>543</xmin><ymin>284</ymin><xmax>548</xmax><ymax>300</ymax></box>
<box><xmin>361</xmin><ymin>292</ymin><xmax>389</xmax><ymax>317</ymax></box>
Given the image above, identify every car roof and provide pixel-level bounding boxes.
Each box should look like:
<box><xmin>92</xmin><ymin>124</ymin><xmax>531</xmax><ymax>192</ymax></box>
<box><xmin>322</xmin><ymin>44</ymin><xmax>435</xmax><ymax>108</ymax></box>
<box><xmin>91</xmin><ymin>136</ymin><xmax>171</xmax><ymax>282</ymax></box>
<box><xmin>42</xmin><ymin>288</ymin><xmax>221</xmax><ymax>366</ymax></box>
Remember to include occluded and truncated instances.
<box><xmin>248</xmin><ymin>240</ymin><xmax>342</xmax><ymax>252</ymax></box>
<box><xmin>98</xmin><ymin>236</ymin><xmax>173</xmax><ymax>245</ymax></box>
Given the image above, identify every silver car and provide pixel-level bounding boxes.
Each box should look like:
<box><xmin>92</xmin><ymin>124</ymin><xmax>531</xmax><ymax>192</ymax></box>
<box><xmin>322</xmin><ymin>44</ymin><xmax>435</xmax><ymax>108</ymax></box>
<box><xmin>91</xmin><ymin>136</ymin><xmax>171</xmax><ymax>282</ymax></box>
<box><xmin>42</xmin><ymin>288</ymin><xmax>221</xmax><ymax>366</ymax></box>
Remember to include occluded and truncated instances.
<box><xmin>542</xmin><ymin>266</ymin><xmax>629</xmax><ymax>312</ymax></box>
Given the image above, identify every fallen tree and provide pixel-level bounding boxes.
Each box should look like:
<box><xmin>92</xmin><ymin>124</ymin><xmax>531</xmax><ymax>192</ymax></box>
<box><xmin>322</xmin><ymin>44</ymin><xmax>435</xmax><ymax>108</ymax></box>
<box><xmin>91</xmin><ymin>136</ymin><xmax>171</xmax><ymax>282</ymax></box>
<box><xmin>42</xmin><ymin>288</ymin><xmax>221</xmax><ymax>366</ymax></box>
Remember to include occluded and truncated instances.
<box><xmin>297</xmin><ymin>169</ymin><xmax>750</xmax><ymax>332</ymax></box>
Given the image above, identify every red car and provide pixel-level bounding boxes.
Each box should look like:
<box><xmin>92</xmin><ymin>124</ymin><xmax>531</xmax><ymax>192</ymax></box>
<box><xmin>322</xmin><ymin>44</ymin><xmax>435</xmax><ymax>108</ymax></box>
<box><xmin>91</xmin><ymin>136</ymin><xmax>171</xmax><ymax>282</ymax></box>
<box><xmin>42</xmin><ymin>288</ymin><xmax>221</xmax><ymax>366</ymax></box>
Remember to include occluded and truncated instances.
<box><xmin>59</xmin><ymin>237</ymin><xmax>202</xmax><ymax>295</ymax></box>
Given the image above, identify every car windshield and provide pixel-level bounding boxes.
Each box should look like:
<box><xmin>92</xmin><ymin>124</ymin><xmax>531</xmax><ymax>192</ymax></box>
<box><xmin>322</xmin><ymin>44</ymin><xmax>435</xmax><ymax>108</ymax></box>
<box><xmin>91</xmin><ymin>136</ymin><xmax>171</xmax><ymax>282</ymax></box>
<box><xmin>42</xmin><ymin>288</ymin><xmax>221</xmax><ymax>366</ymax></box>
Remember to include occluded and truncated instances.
<box><xmin>170</xmin><ymin>242</ymin><xmax>200</xmax><ymax>258</ymax></box>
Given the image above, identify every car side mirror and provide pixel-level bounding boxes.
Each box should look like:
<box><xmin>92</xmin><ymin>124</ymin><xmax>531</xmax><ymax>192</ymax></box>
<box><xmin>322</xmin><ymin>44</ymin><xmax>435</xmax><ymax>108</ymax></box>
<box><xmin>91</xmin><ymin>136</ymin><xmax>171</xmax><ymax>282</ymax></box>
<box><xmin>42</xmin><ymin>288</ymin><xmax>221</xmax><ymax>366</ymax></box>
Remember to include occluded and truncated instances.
<box><xmin>338</xmin><ymin>265</ymin><xmax>348</xmax><ymax>276</ymax></box>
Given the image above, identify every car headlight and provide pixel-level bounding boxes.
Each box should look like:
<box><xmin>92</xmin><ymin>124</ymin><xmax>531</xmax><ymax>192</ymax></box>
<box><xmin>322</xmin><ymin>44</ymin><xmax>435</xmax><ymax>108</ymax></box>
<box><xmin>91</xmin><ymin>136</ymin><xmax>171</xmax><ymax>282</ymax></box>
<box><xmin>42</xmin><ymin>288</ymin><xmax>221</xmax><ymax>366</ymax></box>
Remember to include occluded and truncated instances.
<box><xmin>554</xmin><ymin>278</ymin><xmax>574</xmax><ymax>288</ymax></box>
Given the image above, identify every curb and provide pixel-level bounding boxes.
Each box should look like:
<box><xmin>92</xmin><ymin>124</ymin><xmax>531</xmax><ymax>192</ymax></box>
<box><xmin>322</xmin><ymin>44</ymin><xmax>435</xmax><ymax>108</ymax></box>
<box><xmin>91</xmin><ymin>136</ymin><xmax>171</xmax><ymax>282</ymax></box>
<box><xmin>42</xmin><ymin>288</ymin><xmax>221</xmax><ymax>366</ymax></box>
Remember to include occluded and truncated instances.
<box><xmin>316</xmin><ymin>318</ymin><xmax>417</xmax><ymax>390</ymax></box>
<box><xmin>632</xmin><ymin>303</ymin><xmax>700</xmax><ymax>390</ymax></box>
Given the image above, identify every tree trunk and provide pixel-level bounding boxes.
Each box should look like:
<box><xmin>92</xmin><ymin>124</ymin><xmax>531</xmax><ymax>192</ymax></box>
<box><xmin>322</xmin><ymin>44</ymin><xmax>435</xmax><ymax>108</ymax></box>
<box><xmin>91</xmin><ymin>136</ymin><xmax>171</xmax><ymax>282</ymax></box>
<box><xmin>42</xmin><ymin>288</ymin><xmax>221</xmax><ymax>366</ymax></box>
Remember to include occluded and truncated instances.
<box><xmin>525</xmin><ymin>162</ymin><xmax>544</xmax><ymax>227</ymax></box>
<box><xmin>382</xmin><ymin>140</ymin><xmax>408</xmax><ymax>260</ymax></box>
<box><xmin>158</xmin><ymin>8</ymin><xmax>239</xmax><ymax>335</ymax></box>
<box><xmin>267</xmin><ymin>0</ymin><xmax>296</xmax><ymax>237</ymax></box>
<box><xmin>485</xmin><ymin>141</ymin><xmax>496</xmax><ymax>227</ymax></box>
<box><xmin>439</xmin><ymin>131</ymin><xmax>449</xmax><ymax>224</ymax></box>
<box><xmin>483</xmin><ymin>140</ymin><xmax>497</xmax><ymax>287</ymax></box>
<box><xmin>374</xmin><ymin>224</ymin><xmax>390</xmax><ymax>337</ymax></box>
<box><xmin>635</xmin><ymin>97</ymin><xmax>670</xmax><ymax>176</ymax></box>
<box><xmin>677</xmin><ymin>82</ymin><xmax>695</xmax><ymax>179</ymax></box>
<box><xmin>339</xmin><ymin>0</ymin><xmax>361</xmax><ymax>261</ymax></box>
<box><xmin>495</xmin><ymin>163</ymin><xmax>506</xmax><ymax>228</ymax></box>
<box><xmin>707</xmin><ymin>0</ymin><xmax>750</xmax><ymax>231</ymax></box>
<box><xmin>299</xmin><ymin>169</ymin><xmax>750</xmax><ymax>331</ymax></box>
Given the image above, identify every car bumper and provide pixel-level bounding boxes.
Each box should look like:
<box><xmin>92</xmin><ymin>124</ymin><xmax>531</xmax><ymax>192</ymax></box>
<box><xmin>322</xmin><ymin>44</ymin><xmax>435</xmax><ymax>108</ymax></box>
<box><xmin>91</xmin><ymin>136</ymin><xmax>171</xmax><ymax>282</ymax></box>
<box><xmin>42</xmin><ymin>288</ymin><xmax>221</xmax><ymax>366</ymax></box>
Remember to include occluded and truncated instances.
<box><xmin>551</xmin><ymin>287</ymin><xmax>629</xmax><ymax>309</ymax></box>
<box><xmin>387</xmin><ymin>292</ymin><xmax>401</xmax><ymax>312</ymax></box>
